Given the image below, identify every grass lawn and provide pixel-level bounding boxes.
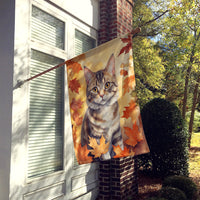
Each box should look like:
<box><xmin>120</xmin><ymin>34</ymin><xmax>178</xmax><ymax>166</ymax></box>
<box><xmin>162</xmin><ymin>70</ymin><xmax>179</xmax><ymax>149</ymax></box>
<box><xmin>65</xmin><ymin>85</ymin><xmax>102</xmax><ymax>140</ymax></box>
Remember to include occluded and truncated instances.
<box><xmin>189</xmin><ymin>132</ymin><xmax>200</xmax><ymax>191</ymax></box>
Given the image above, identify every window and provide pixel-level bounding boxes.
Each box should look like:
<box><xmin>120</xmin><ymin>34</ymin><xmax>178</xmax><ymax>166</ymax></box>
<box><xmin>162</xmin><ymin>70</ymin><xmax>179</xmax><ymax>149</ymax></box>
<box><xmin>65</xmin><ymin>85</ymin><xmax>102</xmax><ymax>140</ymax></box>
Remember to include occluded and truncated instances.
<box><xmin>75</xmin><ymin>29</ymin><xmax>96</xmax><ymax>56</ymax></box>
<box><xmin>28</xmin><ymin>6</ymin><xmax>65</xmax><ymax>178</ymax></box>
<box><xmin>31</xmin><ymin>6</ymin><xmax>65</xmax><ymax>49</ymax></box>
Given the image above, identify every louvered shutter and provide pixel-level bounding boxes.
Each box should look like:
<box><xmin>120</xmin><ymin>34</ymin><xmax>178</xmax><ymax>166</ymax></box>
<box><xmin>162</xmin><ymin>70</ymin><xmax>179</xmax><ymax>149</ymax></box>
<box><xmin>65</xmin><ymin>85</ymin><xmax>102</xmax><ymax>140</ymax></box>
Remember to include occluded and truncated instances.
<box><xmin>28</xmin><ymin>50</ymin><xmax>64</xmax><ymax>178</ymax></box>
<box><xmin>73</xmin><ymin>30</ymin><xmax>96</xmax><ymax>166</ymax></box>
<box><xmin>28</xmin><ymin>6</ymin><xmax>65</xmax><ymax>178</ymax></box>
<box><xmin>32</xmin><ymin>6</ymin><xmax>64</xmax><ymax>50</ymax></box>
<box><xmin>75</xmin><ymin>29</ymin><xmax>96</xmax><ymax>56</ymax></box>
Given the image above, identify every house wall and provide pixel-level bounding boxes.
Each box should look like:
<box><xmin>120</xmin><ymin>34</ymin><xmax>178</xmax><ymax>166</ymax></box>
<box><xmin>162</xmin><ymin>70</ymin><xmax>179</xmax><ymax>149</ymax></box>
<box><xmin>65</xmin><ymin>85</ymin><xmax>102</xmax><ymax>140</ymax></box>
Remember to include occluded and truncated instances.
<box><xmin>0</xmin><ymin>0</ymin><xmax>15</xmax><ymax>199</ymax></box>
<box><xmin>0</xmin><ymin>0</ymin><xmax>99</xmax><ymax>200</ymax></box>
<box><xmin>45</xmin><ymin>0</ymin><xmax>99</xmax><ymax>31</ymax></box>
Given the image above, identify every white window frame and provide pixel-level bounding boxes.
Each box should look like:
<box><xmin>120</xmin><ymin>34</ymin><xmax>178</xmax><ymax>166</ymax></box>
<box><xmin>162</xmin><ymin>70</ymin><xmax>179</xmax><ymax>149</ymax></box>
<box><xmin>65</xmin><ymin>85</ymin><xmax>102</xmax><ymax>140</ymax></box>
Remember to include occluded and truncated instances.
<box><xmin>11</xmin><ymin>0</ymin><xmax>99</xmax><ymax>199</ymax></box>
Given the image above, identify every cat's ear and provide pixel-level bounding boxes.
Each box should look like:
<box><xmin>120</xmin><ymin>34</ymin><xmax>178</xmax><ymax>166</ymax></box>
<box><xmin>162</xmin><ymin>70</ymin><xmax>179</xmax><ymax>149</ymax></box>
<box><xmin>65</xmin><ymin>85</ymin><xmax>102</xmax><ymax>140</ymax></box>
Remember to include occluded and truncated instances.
<box><xmin>105</xmin><ymin>54</ymin><xmax>115</xmax><ymax>75</ymax></box>
<box><xmin>84</xmin><ymin>66</ymin><xmax>94</xmax><ymax>85</ymax></box>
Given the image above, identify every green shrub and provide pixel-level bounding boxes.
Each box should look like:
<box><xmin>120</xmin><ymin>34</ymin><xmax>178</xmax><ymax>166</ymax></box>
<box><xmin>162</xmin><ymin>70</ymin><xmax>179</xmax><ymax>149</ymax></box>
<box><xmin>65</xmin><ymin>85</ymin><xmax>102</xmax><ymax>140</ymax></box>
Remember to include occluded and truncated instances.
<box><xmin>159</xmin><ymin>186</ymin><xmax>187</xmax><ymax>200</ymax></box>
<box><xmin>140</xmin><ymin>98</ymin><xmax>189</xmax><ymax>177</ymax></box>
<box><xmin>163</xmin><ymin>175</ymin><xmax>198</xmax><ymax>200</ymax></box>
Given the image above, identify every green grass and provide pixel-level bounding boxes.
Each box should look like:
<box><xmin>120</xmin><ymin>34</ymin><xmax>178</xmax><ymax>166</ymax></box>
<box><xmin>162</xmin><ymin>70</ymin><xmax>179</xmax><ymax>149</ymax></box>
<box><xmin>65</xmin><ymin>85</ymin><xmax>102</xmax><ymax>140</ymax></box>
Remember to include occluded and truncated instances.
<box><xmin>191</xmin><ymin>132</ymin><xmax>200</xmax><ymax>147</ymax></box>
<box><xmin>189</xmin><ymin>132</ymin><xmax>200</xmax><ymax>190</ymax></box>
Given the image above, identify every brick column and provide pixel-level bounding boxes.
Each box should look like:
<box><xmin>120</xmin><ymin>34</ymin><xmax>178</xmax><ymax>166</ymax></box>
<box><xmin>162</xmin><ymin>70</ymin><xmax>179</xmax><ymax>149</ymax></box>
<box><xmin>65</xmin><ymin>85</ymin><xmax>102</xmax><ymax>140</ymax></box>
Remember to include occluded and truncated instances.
<box><xmin>98</xmin><ymin>0</ymin><xmax>133</xmax><ymax>45</ymax></box>
<box><xmin>98</xmin><ymin>1</ymin><xmax>139</xmax><ymax>199</ymax></box>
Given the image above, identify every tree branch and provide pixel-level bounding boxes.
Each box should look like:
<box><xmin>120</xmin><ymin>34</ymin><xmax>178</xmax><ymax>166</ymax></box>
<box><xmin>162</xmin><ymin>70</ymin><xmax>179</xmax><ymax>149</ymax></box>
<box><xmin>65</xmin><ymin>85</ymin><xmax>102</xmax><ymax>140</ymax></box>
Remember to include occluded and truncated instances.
<box><xmin>140</xmin><ymin>10</ymin><xmax>169</xmax><ymax>28</ymax></box>
<box><xmin>135</xmin><ymin>74</ymin><xmax>166</xmax><ymax>94</ymax></box>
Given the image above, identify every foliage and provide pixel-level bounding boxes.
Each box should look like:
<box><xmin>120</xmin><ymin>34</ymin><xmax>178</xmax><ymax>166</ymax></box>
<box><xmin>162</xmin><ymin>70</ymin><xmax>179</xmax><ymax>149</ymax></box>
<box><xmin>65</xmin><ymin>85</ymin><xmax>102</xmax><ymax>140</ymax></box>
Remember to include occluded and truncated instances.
<box><xmin>133</xmin><ymin>37</ymin><xmax>165</xmax><ymax>108</ymax></box>
<box><xmin>132</xmin><ymin>0</ymin><xmax>200</xmax><ymax>145</ymax></box>
<box><xmin>132</xmin><ymin>0</ymin><xmax>166</xmax><ymax>108</ymax></box>
<box><xmin>140</xmin><ymin>98</ymin><xmax>189</xmax><ymax>177</ymax></box>
<box><xmin>159</xmin><ymin>186</ymin><xmax>187</xmax><ymax>200</ymax></box>
<box><xmin>186</xmin><ymin>111</ymin><xmax>200</xmax><ymax>133</ymax></box>
<box><xmin>162</xmin><ymin>176</ymin><xmax>198</xmax><ymax>200</ymax></box>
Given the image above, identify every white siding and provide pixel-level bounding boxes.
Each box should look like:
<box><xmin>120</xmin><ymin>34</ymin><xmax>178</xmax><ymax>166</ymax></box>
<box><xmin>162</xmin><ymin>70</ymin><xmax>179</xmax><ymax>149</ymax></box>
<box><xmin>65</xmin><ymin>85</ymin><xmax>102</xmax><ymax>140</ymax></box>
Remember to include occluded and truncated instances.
<box><xmin>48</xmin><ymin>0</ymin><xmax>99</xmax><ymax>30</ymax></box>
<box><xmin>8</xmin><ymin>0</ymin><xmax>100</xmax><ymax>200</ymax></box>
<box><xmin>0</xmin><ymin>0</ymin><xmax>15</xmax><ymax>200</ymax></box>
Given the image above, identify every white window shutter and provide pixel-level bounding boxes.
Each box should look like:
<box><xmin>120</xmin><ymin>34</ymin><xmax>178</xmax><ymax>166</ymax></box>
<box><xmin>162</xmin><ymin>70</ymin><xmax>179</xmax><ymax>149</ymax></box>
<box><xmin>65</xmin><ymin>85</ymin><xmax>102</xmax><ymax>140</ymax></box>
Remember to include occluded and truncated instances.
<box><xmin>28</xmin><ymin>6</ymin><xmax>65</xmax><ymax>178</ymax></box>
<box><xmin>28</xmin><ymin>50</ymin><xmax>64</xmax><ymax>178</ymax></box>
<box><xmin>75</xmin><ymin>29</ymin><xmax>96</xmax><ymax>56</ymax></box>
<box><xmin>32</xmin><ymin>6</ymin><xmax>65</xmax><ymax>50</ymax></box>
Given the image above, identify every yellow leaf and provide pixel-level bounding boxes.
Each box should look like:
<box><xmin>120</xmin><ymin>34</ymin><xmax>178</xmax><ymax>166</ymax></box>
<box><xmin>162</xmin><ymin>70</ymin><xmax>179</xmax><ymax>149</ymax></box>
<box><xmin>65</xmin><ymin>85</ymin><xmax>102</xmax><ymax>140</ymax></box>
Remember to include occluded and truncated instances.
<box><xmin>88</xmin><ymin>136</ymin><xmax>109</xmax><ymax>158</ymax></box>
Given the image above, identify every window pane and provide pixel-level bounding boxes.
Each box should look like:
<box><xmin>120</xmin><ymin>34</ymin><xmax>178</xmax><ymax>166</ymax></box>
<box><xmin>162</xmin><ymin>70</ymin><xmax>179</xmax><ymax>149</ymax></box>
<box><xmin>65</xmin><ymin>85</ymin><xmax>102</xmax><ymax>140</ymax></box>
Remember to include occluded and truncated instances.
<box><xmin>28</xmin><ymin>50</ymin><xmax>64</xmax><ymax>178</ymax></box>
<box><xmin>32</xmin><ymin>6</ymin><xmax>65</xmax><ymax>49</ymax></box>
<box><xmin>75</xmin><ymin>29</ymin><xmax>96</xmax><ymax>56</ymax></box>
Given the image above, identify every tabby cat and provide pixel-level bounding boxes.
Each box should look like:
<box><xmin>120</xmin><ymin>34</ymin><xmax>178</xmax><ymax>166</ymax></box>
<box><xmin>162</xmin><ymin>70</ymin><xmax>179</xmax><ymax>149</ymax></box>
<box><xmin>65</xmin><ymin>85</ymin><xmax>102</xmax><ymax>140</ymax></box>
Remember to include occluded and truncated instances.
<box><xmin>81</xmin><ymin>54</ymin><xmax>124</xmax><ymax>160</ymax></box>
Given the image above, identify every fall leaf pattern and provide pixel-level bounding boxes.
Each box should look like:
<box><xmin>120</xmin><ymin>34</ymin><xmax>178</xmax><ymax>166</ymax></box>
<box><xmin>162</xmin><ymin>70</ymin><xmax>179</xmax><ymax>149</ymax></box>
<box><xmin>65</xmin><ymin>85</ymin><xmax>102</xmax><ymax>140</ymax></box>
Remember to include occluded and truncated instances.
<box><xmin>118</xmin><ymin>34</ymin><xmax>132</xmax><ymax>56</ymax></box>
<box><xmin>120</xmin><ymin>69</ymin><xmax>128</xmax><ymax>76</ymax></box>
<box><xmin>66</xmin><ymin>33</ymin><xmax>149</xmax><ymax>164</ymax></box>
<box><xmin>124</xmin><ymin>122</ymin><xmax>143</xmax><ymax>147</ymax></box>
<box><xmin>67</xmin><ymin>60</ymin><xmax>82</xmax><ymax>75</ymax></box>
<box><xmin>122</xmin><ymin>100</ymin><xmax>137</xmax><ymax>120</ymax></box>
<box><xmin>123</xmin><ymin>75</ymin><xmax>135</xmax><ymax>95</ymax></box>
<box><xmin>70</xmin><ymin>98</ymin><xmax>83</xmax><ymax>112</ymax></box>
<box><xmin>69</xmin><ymin>78</ymin><xmax>81</xmax><ymax>93</ymax></box>
<box><xmin>88</xmin><ymin>136</ymin><xmax>109</xmax><ymax>158</ymax></box>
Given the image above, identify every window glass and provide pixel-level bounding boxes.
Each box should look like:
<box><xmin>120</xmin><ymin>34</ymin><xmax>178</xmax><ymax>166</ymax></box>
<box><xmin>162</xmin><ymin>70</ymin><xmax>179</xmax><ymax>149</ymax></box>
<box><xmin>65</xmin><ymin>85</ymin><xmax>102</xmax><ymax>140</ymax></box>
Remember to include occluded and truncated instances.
<box><xmin>32</xmin><ymin>6</ymin><xmax>65</xmax><ymax>49</ymax></box>
<box><xmin>75</xmin><ymin>29</ymin><xmax>96</xmax><ymax>56</ymax></box>
<box><xmin>28</xmin><ymin>50</ymin><xmax>64</xmax><ymax>178</ymax></box>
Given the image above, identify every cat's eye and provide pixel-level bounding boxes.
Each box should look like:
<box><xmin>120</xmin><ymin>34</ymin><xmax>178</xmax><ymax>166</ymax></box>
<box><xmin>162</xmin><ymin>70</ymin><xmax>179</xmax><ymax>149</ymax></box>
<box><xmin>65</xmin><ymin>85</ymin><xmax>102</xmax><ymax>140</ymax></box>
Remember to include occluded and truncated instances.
<box><xmin>105</xmin><ymin>82</ymin><xmax>110</xmax><ymax>89</ymax></box>
<box><xmin>92</xmin><ymin>87</ymin><xmax>98</xmax><ymax>93</ymax></box>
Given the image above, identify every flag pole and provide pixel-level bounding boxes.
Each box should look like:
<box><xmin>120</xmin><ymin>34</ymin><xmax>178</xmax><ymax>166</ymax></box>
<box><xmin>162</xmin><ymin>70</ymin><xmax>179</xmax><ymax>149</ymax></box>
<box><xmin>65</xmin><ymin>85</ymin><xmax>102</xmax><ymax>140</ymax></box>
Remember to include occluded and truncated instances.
<box><xmin>15</xmin><ymin>27</ymin><xmax>141</xmax><ymax>89</ymax></box>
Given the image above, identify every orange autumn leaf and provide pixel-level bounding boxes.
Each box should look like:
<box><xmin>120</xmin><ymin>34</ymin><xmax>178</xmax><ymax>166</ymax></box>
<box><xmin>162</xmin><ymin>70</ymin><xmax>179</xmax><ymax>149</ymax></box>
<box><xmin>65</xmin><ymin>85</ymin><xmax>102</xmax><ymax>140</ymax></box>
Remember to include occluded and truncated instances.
<box><xmin>88</xmin><ymin>136</ymin><xmax>109</xmax><ymax>158</ymax></box>
<box><xmin>72</xmin><ymin>111</ymin><xmax>83</xmax><ymax>126</ymax></box>
<box><xmin>72</xmin><ymin>125</ymin><xmax>77</xmax><ymax>141</ymax></box>
<box><xmin>122</xmin><ymin>100</ymin><xmax>137</xmax><ymax>119</ymax></box>
<box><xmin>113</xmin><ymin>145</ymin><xmax>131</xmax><ymax>158</ymax></box>
<box><xmin>123</xmin><ymin>75</ymin><xmax>135</xmax><ymax>95</ymax></box>
<box><xmin>118</xmin><ymin>35</ymin><xmax>132</xmax><ymax>56</ymax></box>
<box><xmin>66</xmin><ymin>60</ymin><xmax>82</xmax><ymax>75</ymax></box>
<box><xmin>120</xmin><ymin>69</ymin><xmax>128</xmax><ymax>76</ymax></box>
<box><xmin>124</xmin><ymin>122</ymin><xmax>143</xmax><ymax>147</ymax></box>
<box><xmin>70</xmin><ymin>98</ymin><xmax>83</xmax><ymax>112</ymax></box>
<box><xmin>69</xmin><ymin>78</ymin><xmax>81</xmax><ymax>93</ymax></box>
<box><xmin>76</xmin><ymin>143</ymin><xmax>93</xmax><ymax>164</ymax></box>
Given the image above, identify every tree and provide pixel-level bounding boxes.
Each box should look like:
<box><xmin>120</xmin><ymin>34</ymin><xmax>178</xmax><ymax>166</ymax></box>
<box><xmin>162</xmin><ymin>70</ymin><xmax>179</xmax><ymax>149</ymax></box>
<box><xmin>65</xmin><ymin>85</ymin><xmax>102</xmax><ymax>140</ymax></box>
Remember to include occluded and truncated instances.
<box><xmin>163</xmin><ymin>0</ymin><xmax>200</xmax><ymax>120</ymax></box>
<box><xmin>132</xmin><ymin>0</ymin><xmax>200</xmax><ymax>146</ymax></box>
<box><xmin>132</xmin><ymin>37</ymin><xmax>165</xmax><ymax>107</ymax></box>
<box><xmin>188</xmin><ymin>73</ymin><xmax>200</xmax><ymax>145</ymax></box>
<box><xmin>132</xmin><ymin>0</ymin><xmax>166</xmax><ymax>107</ymax></box>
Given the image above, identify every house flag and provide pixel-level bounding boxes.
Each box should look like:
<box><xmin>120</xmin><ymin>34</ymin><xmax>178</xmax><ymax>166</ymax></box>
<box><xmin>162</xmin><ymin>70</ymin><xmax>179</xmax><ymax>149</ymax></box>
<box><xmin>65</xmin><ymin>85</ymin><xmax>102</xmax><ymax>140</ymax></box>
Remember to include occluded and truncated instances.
<box><xmin>66</xmin><ymin>33</ymin><xmax>149</xmax><ymax>164</ymax></box>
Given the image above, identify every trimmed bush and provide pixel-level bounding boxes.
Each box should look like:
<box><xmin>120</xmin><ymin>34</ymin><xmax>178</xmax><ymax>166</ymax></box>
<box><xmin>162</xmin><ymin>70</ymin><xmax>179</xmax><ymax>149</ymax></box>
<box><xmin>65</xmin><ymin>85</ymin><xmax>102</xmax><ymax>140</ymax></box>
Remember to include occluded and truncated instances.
<box><xmin>140</xmin><ymin>98</ymin><xmax>189</xmax><ymax>177</ymax></box>
<box><xmin>163</xmin><ymin>175</ymin><xmax>198</xmax><ymax>200</ymax></box>
<box><xmin>159</xmin><ymin>186</ymin><xmax>187</xmax><ymax>200</ymax></box>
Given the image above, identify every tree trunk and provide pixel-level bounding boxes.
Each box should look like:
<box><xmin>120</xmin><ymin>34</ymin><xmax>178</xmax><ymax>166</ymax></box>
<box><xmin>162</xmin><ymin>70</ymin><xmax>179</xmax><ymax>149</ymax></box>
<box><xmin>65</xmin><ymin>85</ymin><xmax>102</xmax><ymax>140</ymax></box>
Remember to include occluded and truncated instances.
<box><xmin>182</xmin><ymin>32</ymin><xmax>199</xmax><ymax>119</ymax></box>
<box><xmin>182</xmin><ymin>65</ymin><xmax>192</xmax><ymax>119</ymax></box>
<box><xmin>188</xmin><ymin>74</ymin><xmax>200</xmax><ymax>147</ymax></box>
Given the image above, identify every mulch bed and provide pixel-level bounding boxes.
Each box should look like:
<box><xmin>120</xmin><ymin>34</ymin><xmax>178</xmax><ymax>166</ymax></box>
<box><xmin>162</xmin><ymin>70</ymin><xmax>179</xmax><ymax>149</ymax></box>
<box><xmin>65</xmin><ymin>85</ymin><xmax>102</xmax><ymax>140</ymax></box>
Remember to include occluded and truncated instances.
<box><xmin>137</xmin><ymin>172</ymin><xmax>162</xmax><ymax>200</ymax></box>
